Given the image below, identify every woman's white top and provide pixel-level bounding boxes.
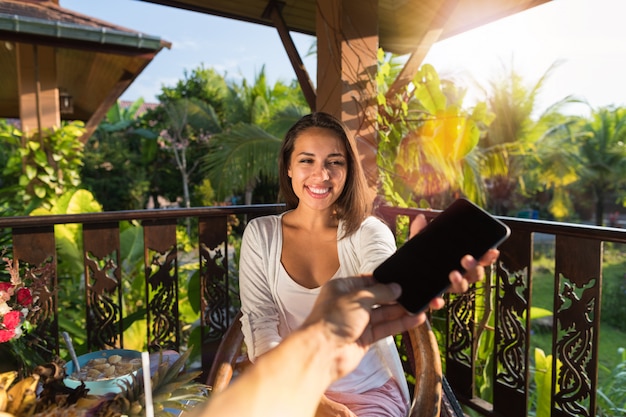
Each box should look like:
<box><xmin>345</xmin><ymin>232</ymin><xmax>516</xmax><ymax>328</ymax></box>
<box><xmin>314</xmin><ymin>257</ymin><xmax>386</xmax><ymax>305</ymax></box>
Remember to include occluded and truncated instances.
<box><xmin>239</xmin><ymin>212</ymin><xmax>410</xmax><ymax>403</ymax></box>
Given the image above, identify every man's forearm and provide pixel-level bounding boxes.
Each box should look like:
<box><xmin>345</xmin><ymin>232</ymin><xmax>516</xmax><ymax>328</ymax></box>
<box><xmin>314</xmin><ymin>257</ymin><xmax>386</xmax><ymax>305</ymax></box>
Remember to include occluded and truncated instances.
<box><xmin>199</xmin><ymin>322</ymin><xmax>337</xmax><ymax>417</ymax></box>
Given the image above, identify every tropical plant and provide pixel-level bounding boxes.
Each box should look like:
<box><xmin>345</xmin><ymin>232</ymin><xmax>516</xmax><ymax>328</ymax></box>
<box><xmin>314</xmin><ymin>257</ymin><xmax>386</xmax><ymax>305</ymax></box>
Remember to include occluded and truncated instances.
<box><xmin>476</xmin><ymin>60</ymin><xmax>579</xmax><ymax>216</ymax></box>
<box><xmin>199</xmin><ymin>71</ymin><xmax>308</xmax><ymax>204</ymax></box>
<box><xmin>571</xmin><ymin>106</ymin><xmax>626</xmax><ymax>225</ymax></box>
<box><xmin>201</xmin><ymin>106</ymin><xmax>306</xmax><ymax>204</ymax></box>
<box><xmin>1</xmin><ymin>122</ymin><xmax>86</xmax><ymax>213</ymax></box>
<box><xmin>82</xmin><ymin>99</ymin><xmax>160</xmax><ymax>211</ymax></box>
<box><xmin>596</xmin><ymin>347</ymin><xmax>626</xmax><ymax>417</ymax></box>
<box><xmin>376</xmin><ymin>52</ymin><xmax>493</xmax><ymax>210</ymax></box>
<box><xmin>158</xmin><ymin>98</ymin><xmax>221</xmax><ymax>209</ymax></box>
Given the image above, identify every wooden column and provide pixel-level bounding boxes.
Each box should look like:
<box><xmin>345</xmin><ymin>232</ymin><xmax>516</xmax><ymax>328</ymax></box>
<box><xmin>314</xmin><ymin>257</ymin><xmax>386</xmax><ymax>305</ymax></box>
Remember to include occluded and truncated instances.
<box><xmin>316</xmin><ymin>0</ymin><xmax>379</xmax><ymax>193</ymax></box>
<box><xmin>16</xmin><ymin>43</ymin><xmax>61</xmax><ymax>136</ymax></box>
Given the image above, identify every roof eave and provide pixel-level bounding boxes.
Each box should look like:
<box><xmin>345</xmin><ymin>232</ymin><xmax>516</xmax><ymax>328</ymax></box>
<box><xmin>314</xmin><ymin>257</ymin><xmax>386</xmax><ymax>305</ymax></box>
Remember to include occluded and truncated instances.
<box><xmin>0</xmin><ymin>13</ymin><xmax>172</xmax><ymax>51</ymax></box>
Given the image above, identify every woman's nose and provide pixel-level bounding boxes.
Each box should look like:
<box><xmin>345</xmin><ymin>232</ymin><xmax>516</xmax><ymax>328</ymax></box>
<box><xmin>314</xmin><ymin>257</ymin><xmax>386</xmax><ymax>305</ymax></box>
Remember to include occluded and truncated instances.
<box><xmin>314</xmin><ymin>165</ymin><xmax>330</xmax><ymax>180</ymax></box>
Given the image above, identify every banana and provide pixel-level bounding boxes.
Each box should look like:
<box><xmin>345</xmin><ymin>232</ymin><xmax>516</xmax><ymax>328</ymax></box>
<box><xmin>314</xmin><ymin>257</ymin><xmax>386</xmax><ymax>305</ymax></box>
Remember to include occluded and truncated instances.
<box><xmin>13</xmin><ymin>387</ymin><xmax>36</xmax><ymax>417</ymax></box>
<box><xmin>0</xmin><ymin>371</ymin><xmax>18</xmax><ymax>413</ymax></box>
<box><xmin>0</xmin><ymin>389</ymin><xmax>7</xmax><ymax>413</ymax></box>
<box><xmin>0</xmin><ymin>372</ymin><xmax>17</xmax><ymax>390</ymax></box>
<box><xmin>6</xmin><ymin>374</ymin><xmax>39</xmax><ymax>416</ymax></box>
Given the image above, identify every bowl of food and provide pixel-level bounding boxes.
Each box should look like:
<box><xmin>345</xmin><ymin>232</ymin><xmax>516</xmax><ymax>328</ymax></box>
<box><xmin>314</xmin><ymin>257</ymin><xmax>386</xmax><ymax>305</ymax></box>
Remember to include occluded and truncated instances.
<box><xmin>64</xmin><ymin>349</ymin><xmax>143</xmax><ymax>395</ymax></box>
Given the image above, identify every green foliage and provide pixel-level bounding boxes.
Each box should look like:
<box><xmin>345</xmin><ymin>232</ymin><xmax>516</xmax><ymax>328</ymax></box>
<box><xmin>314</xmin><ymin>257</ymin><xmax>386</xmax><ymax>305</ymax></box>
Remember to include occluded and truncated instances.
<box><xmin>202</xmin><ymin>123</ymin><xmax>283</xmax><ymax>202</ymax></box>
<box><xmin>1</xmin><ymin>122</ymin><xmax>86</xmax><ymax>212</ymax></box>
<box><xmin>597</xmin><ymin>347</ymin><xmax>626</xmax><ymax>417</ymax></box>
<box><xmin>82</xmin><ymin>98</ymin><xmax>160</xmax><ymax>211</ymax></box>
<box><xmin>193</xmin><ymin>178</ymin><xmax>216</xmax><ymax>206</ymax></box>
<box><xmin>531</xmin><ymin>348</ymin><xmax>562</xmax><ymax>417</ymax></box>
<box><xmin>572</xmin><ymin>107</ymin><xmax>626</xmax><ymax>225</ymax></box>
<box><xmin>376</xmin><ymin>53</ymin><xmax>493</xmax><ymax>209</ymax></box>
<box><xmin>478</xmin><ymin>60</ymin><xmax>581</xmax><ymax>217</ymax></box>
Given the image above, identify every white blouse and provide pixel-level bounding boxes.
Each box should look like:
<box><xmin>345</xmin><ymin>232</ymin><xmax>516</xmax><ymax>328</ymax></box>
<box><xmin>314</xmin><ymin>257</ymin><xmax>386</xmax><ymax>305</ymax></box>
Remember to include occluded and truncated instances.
<box><xmin>239</xmin><ymin>212</ymin><xmax>410</xmax><ymax>402</ymax></box>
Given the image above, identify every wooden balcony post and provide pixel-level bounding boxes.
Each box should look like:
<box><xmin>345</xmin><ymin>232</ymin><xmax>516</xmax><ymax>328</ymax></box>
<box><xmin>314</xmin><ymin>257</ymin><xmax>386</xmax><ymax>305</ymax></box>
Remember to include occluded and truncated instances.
<box><xmin>316</xmin><ymin>0</ymin><xmax>379</xmax><ymax>198</ymax></box>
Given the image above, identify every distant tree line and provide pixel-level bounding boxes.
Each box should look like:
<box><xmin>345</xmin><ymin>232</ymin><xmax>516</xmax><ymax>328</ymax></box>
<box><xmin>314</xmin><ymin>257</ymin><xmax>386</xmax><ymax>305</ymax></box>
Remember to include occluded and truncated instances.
<box><xmin>1</xmin><ymin>60</ymin><xmax>625</xmax><ymax>226</ymax></box>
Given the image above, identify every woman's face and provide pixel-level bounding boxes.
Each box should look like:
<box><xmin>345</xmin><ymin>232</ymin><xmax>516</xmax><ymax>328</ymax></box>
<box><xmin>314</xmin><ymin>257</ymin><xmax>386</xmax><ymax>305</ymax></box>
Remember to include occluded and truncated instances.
<box><xmin>287</xmin><ymin>127</ymin><xmax>348</xmax><ymax>212</ymax></box>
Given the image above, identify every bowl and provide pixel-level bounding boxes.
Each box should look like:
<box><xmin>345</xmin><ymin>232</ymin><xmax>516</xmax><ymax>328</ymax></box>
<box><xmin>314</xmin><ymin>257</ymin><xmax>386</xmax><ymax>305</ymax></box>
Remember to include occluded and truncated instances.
<box><xmin>64</xmin><ymin>349</ymin><xmax>142</xmax><ymax>396</ymax></box>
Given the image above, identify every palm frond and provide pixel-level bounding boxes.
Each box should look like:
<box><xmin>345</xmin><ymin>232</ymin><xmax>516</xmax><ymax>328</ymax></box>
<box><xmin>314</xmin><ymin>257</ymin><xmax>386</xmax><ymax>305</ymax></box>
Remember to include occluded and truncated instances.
<box><xmin>202</xmin><ymin>124</ymin><xmax>282</xmax><ymax>200</ymax></box>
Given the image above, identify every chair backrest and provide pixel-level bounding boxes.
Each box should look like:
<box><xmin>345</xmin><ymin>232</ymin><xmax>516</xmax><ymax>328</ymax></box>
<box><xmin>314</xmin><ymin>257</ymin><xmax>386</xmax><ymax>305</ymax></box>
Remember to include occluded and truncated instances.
<box><xmin>205</xmin><ymin>310</ymin><xmax>247</xmax><ymax>394</ymax></box>
<box><xmin>205</xmin><ymin>310</ymin><xmax>450</xmax><ymax>417</ymax></box>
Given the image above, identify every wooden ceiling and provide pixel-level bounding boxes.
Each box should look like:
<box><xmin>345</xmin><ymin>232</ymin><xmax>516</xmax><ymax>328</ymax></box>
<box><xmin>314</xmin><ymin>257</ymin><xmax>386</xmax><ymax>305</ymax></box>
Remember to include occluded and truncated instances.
<box><xmin>141</xmin><ymin>0</ymin><xmax>551</xmax><ymax>55</ymax></box>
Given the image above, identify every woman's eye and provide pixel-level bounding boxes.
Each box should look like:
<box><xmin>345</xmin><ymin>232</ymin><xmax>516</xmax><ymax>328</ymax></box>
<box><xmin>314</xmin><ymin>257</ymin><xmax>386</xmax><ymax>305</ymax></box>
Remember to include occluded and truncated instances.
<box><xmin>299</xmin><ymin>158</ymin><xmax>313</xmax><ymax>164</ymax></box>
<box><xmin>328</xmin><ymin>160</ymin><xmax>346</xmax><ymax>166</ymax></box>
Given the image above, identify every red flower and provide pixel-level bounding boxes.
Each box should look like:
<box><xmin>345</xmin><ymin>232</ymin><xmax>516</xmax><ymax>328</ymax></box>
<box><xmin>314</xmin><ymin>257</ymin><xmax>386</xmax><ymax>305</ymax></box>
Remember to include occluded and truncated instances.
<box><xmin>0</xmin><ymin>328</ymin><xmax>15</xmax><ymax>343</ymax></box>
<box><xmin>0</xmin><ymin>282</ymin><xmax>12</xmax><ymax>292</ymax></box>
<box><xmin>16</xmin><ymin>287</ymin><xmax>32</xmax><ymax>306</ymax></box>
<box><xmin>2</xmin><ymin>310</ymin><xmax>22</xmax><ymax>330</ymax></box>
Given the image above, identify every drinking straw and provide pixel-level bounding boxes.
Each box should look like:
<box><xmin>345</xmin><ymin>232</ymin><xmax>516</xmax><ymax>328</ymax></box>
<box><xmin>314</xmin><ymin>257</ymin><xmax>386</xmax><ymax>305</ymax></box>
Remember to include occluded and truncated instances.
<box><xmin>141</xmin><ymin>351</ymin><xmax>154</xmax><ymax>417</ymax></box>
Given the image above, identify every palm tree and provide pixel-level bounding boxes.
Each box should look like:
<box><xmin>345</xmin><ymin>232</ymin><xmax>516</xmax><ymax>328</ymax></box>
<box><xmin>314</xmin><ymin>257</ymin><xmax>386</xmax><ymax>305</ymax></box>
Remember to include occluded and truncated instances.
<box><xmin>200</xmin><ymin>69</ymin><xmax>308</xmax><ymax>205</ymax></box>
<box><xmin>159</xmin><ymin>98</ymin><xmax>221</xmax><ymax>209</ymax></box>
<box><xmin>573</xmin><ymin>107</ymin><xmax>626</xmax><ymax>225</ymax></box>
<box><xmin>202</xmin><ymin>106</ymin><xmax>305</xmax><ymax>205</ymax></box>
<box><xmin>478</xmin><ymin>60</ymin><xmax>579</xmax><ymax>215</ymax></box>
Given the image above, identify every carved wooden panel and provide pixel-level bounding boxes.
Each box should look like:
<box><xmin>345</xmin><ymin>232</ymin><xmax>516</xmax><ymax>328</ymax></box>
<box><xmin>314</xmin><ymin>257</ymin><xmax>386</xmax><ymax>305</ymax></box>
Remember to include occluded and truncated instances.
<box><xmin>83</xmin><ymin>222</ymin><xmax>122</xmax><ymax>350</ymax></box>
<box><xmin>446</xmin><ymin>289</ymin><xmax>475</xmax><ymax>400</ymax></box>
<box><xmin>12</xmin><ymin>226</ymin><xmax>59</xmax><ymax>359</ymax></box>
<box><xmin>143</xmin><ymin>219</ymin><xmax>179</xmax><ymax>352</ymax></box>
<box><xmin>198</xmin><ymin>215</ymin><xmax>229</xmax><ymax>376</ymax></box>
<box><xmin>552</xmin><ymin>236</ymin><xmax>601</xmax><ymax>417</ymax></box>
<box><xmin>493</xmin><ymin>229</ymin><xmax>533</xmax><ymax>416</ymax></box>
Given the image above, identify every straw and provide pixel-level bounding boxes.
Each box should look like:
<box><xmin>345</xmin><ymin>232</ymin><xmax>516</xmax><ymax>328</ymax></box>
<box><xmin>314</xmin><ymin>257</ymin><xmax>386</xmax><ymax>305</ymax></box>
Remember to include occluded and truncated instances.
<box><xmin>141</xmin><ymin>351</ymin><xmax>154</xmax><ymax>417</ymax></box>
<box><xmin>61</xmin><ymin>331</ymin><xmax>81</xmax><ymax>374</ymax></box>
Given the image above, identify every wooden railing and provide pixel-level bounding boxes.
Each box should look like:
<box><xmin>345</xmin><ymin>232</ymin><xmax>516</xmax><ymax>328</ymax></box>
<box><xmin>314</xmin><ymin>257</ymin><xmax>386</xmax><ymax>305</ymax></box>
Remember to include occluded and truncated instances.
<box><xmin>1</xmin><ymin>204</ymin><xmax>625</xmax><ymax>416</ymax></box>
<box><xmin>377</xmin><ymin>206</ymin><xmax>626</xmax><ymax>417</ymax></box>
<box><xmin>0</xmin><ymin>204</ymin><xmax>284</xmax><ymax>383</ymax></box>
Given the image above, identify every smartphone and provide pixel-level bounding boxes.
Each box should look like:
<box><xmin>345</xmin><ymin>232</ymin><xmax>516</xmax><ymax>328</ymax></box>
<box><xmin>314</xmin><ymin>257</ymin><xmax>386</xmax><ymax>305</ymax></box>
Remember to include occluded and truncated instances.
<box><xmin>373</xmin><ymin>198</ymin><xmax>511</xmax><ymax>314</ymax></box>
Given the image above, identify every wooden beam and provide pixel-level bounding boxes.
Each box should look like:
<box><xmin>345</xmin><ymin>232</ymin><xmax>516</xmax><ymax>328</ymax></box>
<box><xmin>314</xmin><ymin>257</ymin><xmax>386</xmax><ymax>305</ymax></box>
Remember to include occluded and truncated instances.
<box><xmin>386</xmin><ymin>0</ymin><xmax>459</xmax><ymax>99</ymax></box>
<box><xmin>316</xmin><ymin>0</ymin><xmax>379</xmax><ymax>192</ymax></box>
<box><xmin>16</xmin><ymin>43</ymin><xmax>60</xmax><ymax>137</ymax></box>
<box><xmin>264</xmin><ymin>1</ymin><xmax>317</xmax><ymax>111</ymax></box>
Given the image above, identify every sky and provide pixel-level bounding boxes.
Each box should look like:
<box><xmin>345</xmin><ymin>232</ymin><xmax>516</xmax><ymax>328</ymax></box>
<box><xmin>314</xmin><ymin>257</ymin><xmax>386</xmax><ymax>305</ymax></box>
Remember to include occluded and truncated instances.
<box><xmin>62</xmin><ymin>0</ymin><xmax>626</xmax><ymax>116</ymax></box>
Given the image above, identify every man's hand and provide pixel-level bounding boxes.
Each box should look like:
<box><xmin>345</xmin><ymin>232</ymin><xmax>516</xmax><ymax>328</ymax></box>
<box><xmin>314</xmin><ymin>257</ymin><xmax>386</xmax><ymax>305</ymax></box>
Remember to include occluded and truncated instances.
<box><xmin>302</xmin><ymin>276</ymin><xmax>423</xmax><ymax>380</ymax></box>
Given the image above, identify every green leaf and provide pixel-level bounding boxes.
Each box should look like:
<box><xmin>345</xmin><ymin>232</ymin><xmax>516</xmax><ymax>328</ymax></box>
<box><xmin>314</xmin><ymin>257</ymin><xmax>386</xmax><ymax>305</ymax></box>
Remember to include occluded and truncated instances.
<box><xmin>34</xmin><ymin>184</ymin><xmax>47</xmax><ymax>198</ymax></box>
<box><xmin>25</xmin><ymin>165</ymin><xmax>37</xmax><ymax>180</ymax></box>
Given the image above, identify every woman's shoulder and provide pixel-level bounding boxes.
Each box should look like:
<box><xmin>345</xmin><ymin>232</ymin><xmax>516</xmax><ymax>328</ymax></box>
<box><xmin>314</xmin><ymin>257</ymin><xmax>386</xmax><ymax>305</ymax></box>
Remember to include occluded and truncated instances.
<box><xmin>341</xmin><ymin>215</ymin><xmax>394</xmax><ymax>243</ymax></box>
<box><xmin>360</xmin><ymin>215</ymin><xmax>393</xmax><ymax>234</ymax></box>
<box><xmin>248</xmin><ymin>213</ymin><xmax>284</xmax><ymax>227</ymax></box>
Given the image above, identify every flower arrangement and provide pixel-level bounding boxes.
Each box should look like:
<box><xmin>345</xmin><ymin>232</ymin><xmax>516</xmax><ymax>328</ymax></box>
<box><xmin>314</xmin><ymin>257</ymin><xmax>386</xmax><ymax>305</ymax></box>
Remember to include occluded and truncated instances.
<box><xmin>0</xmin><ymin>255</ymin><xmax>36</xmax><ymax>344</ymax></box>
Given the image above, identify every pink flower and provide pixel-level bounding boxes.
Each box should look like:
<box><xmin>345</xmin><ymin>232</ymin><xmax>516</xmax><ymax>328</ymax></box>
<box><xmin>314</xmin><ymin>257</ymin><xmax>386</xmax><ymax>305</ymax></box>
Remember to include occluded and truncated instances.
<box><xmin>16</xmin><ymin>287</ymin><xmax>32</xmax><ymax>306</ymax></box>
<box><xmin>0</xmin><ymin>328</ymin><xmax>15</xmax><ymax>343</ymax></box>
<box><xmin>2</xmin><ymin>310</ymin><xmax>22</xmax><ymax>330</ymax></box>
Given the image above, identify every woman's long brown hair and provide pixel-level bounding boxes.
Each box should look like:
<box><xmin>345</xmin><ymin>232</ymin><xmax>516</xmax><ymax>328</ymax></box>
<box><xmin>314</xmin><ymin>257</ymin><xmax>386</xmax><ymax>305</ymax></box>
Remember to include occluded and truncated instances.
<box><xmin>278</xmin><ymin>112</ymin><xmax>371</xmax><ymax>237</ymax></box>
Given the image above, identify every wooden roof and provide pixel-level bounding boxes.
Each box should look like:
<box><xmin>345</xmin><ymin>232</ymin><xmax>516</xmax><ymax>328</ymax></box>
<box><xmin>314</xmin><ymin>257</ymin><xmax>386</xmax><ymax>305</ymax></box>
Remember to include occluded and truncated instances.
<box><xmin>0</xmin><ymin>0</ymin><xmax>170</xmax><ymax>128</ymax></box>
<box><xmin>141</xmin><ymin>0</ymin><xmax>550</xmax><ymax>55</ymax></box>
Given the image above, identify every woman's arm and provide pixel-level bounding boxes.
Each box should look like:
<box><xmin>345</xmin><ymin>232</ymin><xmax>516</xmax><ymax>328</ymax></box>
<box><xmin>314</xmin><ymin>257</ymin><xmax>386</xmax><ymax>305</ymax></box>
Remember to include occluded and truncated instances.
<box><xmin>239</xmin><ymin>219</ymin><xmax>283</xmax><ymax>360</ymax></box>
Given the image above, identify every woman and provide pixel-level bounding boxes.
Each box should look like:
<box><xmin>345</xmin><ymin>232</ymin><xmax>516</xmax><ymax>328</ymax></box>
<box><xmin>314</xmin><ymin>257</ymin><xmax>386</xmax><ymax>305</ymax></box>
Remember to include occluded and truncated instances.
<box><xmin>239</xmin><ymin>112</ymin><xmax>495</xmax><ymax>417</ymax></box>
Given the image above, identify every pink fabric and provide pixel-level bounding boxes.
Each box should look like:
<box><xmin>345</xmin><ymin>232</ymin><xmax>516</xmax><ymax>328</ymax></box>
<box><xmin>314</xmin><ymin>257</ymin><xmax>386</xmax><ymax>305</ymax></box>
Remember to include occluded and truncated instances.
<box><xmin>325</xmin><ymin>377</ymin><xmax>408</xmax><ymax>417</ymax></box>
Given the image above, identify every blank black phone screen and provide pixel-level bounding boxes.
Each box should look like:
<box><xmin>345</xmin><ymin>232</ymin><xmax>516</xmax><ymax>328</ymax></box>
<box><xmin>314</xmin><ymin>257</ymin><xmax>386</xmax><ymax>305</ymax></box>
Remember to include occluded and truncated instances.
<box><xmin>373</xmin><ymin>198</ymin><xmax>510</xmax><ymax>314</ymax></box>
